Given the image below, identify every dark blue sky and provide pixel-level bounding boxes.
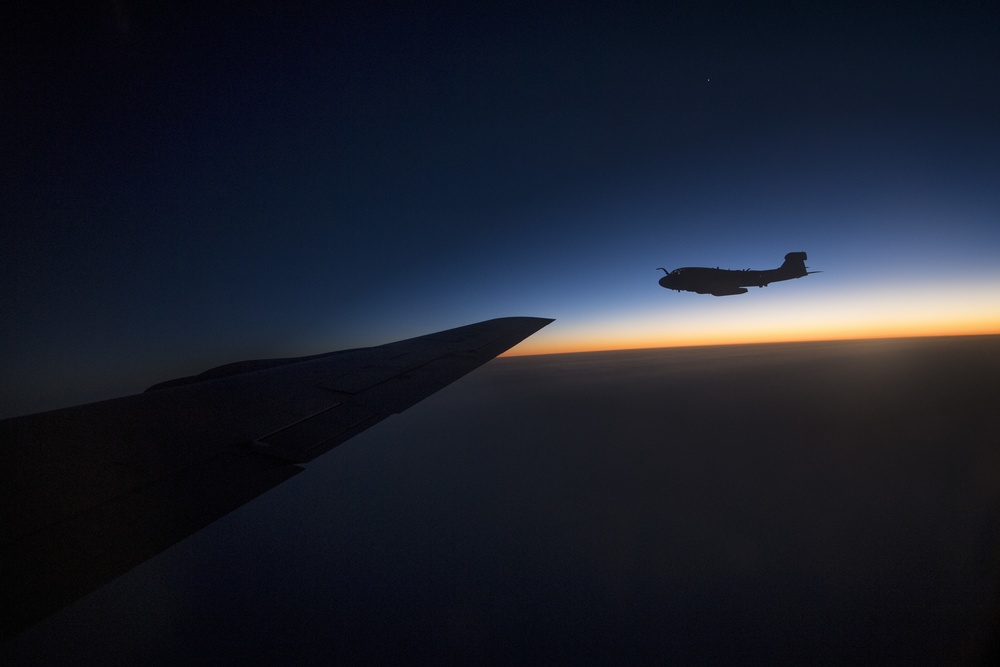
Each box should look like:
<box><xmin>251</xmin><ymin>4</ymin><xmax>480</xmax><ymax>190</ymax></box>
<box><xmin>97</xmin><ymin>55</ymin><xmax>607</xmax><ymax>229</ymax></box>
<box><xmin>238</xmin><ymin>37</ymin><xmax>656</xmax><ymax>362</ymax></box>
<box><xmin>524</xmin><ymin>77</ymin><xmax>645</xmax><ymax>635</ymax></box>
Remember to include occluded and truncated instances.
<box><xmin>4</xmin><ymin>1</ymin><xmax>1000</xmax><ymax>415</ymax></box>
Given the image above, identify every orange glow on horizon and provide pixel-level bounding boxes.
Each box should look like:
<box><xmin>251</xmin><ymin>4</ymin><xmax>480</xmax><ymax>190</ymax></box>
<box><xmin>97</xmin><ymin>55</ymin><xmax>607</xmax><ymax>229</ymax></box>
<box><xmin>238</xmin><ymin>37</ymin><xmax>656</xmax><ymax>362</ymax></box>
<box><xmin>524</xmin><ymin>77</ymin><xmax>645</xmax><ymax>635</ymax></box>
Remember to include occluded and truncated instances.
<box><xmin>505</xmin><ymin>322</ymin><xmax>1000</xmax><ymax>356</ymax></box>
<box><xmin>503</xmin><ymin>285</ymin><xmax>1000</xmax><ymax>356</ymax></box>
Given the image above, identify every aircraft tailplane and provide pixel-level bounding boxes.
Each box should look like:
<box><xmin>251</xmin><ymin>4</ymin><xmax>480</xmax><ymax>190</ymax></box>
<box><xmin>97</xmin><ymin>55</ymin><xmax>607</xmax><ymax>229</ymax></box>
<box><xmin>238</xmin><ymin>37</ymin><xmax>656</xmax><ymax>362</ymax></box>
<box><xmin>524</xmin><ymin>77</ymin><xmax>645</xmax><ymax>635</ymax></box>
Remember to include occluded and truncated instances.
<box><xmin>780</xmin><ymin>252</ymin><xmax>808</xmax><ymax>278</ymax></box>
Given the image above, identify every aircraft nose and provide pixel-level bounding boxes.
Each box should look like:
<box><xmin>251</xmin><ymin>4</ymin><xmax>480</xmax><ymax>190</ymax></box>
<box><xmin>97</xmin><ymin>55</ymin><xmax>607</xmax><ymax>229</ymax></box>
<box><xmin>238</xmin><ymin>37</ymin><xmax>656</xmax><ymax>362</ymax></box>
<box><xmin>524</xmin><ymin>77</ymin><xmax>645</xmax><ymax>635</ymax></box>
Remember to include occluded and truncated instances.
<box><xmin>658</xmin><ymin>276</ymin><xmax>671</xmax><ymax>288</ymax></box>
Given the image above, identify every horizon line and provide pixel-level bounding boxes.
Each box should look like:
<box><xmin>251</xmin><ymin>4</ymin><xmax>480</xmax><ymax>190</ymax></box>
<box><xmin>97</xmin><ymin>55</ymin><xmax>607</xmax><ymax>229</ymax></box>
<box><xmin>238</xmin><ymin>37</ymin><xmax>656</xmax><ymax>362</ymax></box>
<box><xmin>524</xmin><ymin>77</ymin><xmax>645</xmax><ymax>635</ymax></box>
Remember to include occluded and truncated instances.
<box><xmin>503</xmin><ymin>330</ymin><xmax>1000</xmax><ymax>358</ymax></box>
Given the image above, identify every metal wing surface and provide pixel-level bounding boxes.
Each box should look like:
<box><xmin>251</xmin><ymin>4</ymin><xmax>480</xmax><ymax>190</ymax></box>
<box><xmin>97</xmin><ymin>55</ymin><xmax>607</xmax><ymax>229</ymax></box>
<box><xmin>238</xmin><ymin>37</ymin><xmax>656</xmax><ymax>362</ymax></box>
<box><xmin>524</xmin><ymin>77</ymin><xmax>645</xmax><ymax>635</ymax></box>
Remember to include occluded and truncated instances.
<box><xmin>1</xmin><ymin>316</ymin><xmax>553</xmax><ymax>637</ymax></box>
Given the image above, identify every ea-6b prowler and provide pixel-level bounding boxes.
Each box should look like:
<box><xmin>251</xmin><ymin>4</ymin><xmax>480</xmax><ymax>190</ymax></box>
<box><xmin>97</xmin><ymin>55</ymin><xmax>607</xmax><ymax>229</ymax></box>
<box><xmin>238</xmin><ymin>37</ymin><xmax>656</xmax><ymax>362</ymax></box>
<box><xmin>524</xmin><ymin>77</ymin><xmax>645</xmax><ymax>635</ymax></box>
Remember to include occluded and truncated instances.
<box><xmin>657</xmin><ymin>252</ymin><xmax>818</xmax><ymax>296</ymax></box>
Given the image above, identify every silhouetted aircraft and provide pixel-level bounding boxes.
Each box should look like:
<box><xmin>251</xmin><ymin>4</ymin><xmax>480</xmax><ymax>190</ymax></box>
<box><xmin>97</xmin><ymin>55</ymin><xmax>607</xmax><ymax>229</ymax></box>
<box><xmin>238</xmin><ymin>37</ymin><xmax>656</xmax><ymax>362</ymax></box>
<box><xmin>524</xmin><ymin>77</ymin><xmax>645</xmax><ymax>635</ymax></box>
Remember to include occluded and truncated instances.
<box><xmin>0</xmin><ymin>317</ymin><xmax>553</xmax><ymax>638</ymax></box>
<box><xmin>657</xmin><ymin>251</ymin><xmax>818</xmax><ymax>296</ymax></box>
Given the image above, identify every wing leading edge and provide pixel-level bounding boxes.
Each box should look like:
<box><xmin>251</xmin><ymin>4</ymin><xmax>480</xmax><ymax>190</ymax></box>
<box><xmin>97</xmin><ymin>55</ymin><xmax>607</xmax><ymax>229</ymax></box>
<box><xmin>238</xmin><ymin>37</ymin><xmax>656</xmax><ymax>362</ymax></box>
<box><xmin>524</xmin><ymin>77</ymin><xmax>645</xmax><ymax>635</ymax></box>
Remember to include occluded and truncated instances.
<box><xmin>0</xmin><ymin>316</ymin><xmax>553</xmax><ymax>637</ymax></box>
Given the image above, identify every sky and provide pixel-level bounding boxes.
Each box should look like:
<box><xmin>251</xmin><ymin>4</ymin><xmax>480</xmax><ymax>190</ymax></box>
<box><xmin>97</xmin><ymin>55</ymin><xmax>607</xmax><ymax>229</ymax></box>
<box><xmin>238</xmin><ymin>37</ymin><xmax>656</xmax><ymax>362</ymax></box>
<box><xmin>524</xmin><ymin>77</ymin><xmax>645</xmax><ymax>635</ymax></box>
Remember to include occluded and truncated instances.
<box><xmin>4</xmin><ymin>0</ymin><xmax>1000</xmax><ymax>415</ymax></box>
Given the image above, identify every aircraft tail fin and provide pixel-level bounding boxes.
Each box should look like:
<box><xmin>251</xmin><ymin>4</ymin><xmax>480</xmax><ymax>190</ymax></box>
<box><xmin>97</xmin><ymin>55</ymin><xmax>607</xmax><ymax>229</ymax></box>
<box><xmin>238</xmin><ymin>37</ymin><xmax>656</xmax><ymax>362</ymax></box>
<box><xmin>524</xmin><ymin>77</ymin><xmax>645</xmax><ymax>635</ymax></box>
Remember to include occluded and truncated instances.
<box><xmin>780</xmin><ymin>252</ymin><xmax>808</xmax><ymax>278</ymax></box>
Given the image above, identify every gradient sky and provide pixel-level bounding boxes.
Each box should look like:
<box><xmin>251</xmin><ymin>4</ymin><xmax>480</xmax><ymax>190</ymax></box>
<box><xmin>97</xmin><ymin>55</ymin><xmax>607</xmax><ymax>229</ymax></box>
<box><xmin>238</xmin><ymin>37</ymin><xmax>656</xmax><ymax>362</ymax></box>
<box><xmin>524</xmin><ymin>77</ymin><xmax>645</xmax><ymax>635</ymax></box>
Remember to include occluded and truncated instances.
<box><xmin>4</xmin><ymin>1</ymin><xmax>1000</xmax><ymax>415</ymax></box>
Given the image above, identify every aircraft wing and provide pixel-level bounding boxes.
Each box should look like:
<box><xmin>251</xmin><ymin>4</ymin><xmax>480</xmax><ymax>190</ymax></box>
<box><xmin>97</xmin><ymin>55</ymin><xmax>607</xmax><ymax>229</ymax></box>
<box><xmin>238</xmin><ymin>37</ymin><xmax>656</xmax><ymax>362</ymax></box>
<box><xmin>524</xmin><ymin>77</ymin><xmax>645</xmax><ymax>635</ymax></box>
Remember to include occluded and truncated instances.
<box><xmin>0</xmin><ymin>316</ymin><xmax>553</xmax><ymax>637</ymax></box>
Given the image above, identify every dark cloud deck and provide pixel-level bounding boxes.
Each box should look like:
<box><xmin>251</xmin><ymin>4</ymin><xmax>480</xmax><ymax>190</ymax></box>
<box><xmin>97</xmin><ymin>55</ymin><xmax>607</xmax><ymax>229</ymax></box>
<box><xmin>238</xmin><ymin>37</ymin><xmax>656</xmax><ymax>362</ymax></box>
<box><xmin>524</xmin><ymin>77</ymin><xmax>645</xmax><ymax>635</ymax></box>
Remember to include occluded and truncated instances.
<box><xmin>8</xmin><ymin>335</ymin><xmax>999</xmax><ymax>664</ymax></box>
